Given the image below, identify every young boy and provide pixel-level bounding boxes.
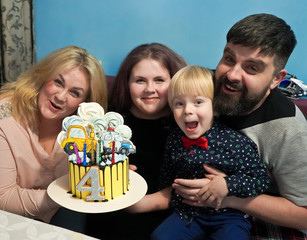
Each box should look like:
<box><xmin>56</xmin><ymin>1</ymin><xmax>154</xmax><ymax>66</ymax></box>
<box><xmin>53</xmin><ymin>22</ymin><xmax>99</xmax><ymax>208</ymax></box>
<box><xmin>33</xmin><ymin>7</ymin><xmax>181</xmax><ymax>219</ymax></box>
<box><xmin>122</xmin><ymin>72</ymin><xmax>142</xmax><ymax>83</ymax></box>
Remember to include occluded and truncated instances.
<box><xmin>128</xmin><ymin>65</ymin><xmax>270</xmax><ymax>240</ymax></box>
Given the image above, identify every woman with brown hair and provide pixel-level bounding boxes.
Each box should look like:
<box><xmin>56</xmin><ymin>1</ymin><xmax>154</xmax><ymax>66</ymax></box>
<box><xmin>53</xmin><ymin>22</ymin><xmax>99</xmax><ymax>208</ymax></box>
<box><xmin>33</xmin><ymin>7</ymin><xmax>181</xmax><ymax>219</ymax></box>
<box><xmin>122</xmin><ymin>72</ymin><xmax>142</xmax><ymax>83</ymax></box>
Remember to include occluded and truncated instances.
<box><xmin>87</xmin><ymin>43</ymin><xmax>187</xmax><ymax>239</ymax></box>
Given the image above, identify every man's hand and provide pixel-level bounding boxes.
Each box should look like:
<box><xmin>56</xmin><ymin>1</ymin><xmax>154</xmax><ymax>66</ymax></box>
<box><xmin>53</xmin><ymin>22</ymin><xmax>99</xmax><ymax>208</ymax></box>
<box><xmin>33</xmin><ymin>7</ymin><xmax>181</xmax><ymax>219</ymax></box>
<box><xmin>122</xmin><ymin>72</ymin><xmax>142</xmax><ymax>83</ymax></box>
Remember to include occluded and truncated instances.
<box><xmin>197</xmin><ymin>164</ymin><xmax>228</xmax><ymax>210</ymax></box>
<box><xmin>172</xmin><ymin>178</ymin><xmax>210</xmax><ymax>207</ymax></box>
<box><xmin>197</xmin><ymin>175</ymin><xmax>228</xmax><ymax>210</ymax></box>
<box><xmin>173</xmin><ymin>164</ymin><xmax>227</xmax><ymax>208</ymax></box>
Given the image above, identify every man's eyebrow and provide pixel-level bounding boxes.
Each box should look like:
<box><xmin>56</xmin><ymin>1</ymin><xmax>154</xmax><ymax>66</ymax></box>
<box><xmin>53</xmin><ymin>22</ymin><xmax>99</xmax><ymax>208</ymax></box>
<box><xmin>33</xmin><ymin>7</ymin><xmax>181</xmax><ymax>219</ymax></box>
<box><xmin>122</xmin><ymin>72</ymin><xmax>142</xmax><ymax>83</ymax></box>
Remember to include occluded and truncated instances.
<box><xmin>223</xmin><ymin>46</ymin><xmax>234</xmax><ymax>55</ymax></box>
<box><xmin>245</xmin><ymin>59</ymin><xmax>266</xmax><ymax>68</ymax></box>
<box><xmin>224</xmin><ymin>47</ymin><xmax>266</xmax><ymax>67</ymax></box>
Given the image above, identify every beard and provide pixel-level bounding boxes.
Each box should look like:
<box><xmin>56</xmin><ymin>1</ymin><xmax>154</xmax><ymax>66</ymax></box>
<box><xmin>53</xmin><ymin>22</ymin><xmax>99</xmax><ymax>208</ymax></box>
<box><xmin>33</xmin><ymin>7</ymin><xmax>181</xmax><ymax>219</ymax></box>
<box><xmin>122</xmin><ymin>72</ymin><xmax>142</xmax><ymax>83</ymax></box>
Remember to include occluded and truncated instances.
<box><xmin>214</xmin><ymin>76</ymin><xmax>270</xmax><ymax>116</ymax></box>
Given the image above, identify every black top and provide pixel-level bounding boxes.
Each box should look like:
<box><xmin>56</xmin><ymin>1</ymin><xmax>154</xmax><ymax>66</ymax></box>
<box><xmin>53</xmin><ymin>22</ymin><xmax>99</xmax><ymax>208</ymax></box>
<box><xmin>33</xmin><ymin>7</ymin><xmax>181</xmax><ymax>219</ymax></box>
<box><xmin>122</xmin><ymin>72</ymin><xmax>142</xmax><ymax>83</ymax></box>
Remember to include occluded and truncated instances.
<box><xmin>219</xmin><ymin>88</ymin><xmax>295</xmax><ymax>130</ymax></box>
<box><xmin>83</xmin><ymin>111</ymin><xmax>173</xmax><ymax>240</ymax></box>
<box><xmin>122</xmin><ymin>111</ymin><xmax>172</xmax><ymax>193</ymax></box>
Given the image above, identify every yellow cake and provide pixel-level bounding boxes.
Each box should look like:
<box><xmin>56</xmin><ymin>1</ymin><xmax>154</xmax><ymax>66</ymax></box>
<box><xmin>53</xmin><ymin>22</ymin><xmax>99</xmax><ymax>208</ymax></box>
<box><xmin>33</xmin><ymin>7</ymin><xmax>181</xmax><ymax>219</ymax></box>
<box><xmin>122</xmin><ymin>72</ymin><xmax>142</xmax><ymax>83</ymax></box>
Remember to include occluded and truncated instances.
<box><xmin>68</xmin><ymin>155</ymin><xmax>129</xmax><ymax>201</ymax></box>
<box><xmin>58</xmin><ymin>102</ymin><xmax>135</xmax><ymax>201</ymax></box>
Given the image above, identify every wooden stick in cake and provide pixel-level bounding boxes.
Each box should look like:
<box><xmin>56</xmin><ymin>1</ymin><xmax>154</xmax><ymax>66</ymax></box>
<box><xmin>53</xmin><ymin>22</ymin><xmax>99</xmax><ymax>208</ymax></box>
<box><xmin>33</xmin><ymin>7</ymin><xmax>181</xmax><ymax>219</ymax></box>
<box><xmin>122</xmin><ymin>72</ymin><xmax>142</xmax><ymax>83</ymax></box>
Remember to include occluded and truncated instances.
<box><xmin>111</xmin><ymin>141</ymin><xmax>115</xmax><ymax>164</ymax></box>
<box><xmin>83</xmin><ymin>143</ymin><xmax>87</xmax><ymax>166</ymax></box>
<box><xmin>73</xmin><ymin>143</ymin><xmax>82</xmax><ymax>165</ymax></box>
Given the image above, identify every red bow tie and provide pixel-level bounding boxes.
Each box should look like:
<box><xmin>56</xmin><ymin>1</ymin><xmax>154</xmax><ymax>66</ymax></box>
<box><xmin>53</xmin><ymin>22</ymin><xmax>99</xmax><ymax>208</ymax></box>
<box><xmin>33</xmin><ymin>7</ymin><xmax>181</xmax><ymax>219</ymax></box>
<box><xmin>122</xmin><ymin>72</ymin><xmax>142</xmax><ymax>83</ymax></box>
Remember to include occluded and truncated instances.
<box><xmin>181</xmin><ymin>136</ymin><xmax>208</xmax><ymax>150</ymax></box>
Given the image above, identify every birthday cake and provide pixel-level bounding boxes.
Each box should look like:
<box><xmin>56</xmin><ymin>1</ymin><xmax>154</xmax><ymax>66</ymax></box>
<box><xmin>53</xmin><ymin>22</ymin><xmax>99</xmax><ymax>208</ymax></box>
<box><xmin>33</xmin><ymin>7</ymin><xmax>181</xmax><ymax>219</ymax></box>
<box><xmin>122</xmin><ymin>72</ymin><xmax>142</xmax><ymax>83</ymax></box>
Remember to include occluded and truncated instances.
<box><xmin>57</xmin><ymin>102</ymin><xmax>136</xmax><ymax>201</ymax></box>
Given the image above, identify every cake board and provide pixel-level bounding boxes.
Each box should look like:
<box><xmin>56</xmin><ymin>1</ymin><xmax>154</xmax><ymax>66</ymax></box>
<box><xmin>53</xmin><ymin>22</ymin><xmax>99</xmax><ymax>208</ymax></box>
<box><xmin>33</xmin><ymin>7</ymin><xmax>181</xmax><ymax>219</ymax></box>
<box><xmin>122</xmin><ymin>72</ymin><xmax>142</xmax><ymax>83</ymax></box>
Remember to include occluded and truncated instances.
<box><xmin>47</xmin><ymin>170</ymin><xmax>147</xmax><ymax>213</ymax></box>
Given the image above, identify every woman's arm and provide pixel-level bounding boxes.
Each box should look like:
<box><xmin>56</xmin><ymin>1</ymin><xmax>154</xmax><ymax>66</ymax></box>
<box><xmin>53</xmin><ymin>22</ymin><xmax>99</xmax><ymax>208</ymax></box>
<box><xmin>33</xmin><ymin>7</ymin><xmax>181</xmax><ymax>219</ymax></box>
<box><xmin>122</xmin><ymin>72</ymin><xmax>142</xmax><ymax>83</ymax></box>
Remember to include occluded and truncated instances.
<box><xmin>0</xmin><ymin>131</ymin><xmax>59</xmax><ymax>222</ymax></box>
<box><xmin>126</xmin><ymin>187</ymin><xmax>172</xmax><ymax>213</ymax></box>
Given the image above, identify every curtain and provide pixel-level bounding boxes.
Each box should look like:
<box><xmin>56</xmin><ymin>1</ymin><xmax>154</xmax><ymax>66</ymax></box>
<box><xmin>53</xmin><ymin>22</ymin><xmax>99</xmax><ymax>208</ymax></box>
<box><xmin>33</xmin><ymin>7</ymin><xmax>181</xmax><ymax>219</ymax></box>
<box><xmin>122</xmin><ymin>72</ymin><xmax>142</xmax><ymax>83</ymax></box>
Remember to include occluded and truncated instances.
<box><xmin>0</xmin><ymin>0</ymin><xmax>35</xmax><ymax>86</ymax></box>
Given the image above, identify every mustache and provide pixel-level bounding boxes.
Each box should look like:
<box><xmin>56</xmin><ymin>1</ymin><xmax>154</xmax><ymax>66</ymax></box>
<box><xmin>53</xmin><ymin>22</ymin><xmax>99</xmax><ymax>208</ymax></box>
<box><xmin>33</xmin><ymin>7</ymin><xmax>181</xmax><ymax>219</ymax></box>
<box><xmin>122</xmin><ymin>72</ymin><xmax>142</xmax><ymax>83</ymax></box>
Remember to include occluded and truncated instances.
<box><xmin>215</xmin><ymin>76</ymin><xmax>243</xmax><ymax>91</ymax></box>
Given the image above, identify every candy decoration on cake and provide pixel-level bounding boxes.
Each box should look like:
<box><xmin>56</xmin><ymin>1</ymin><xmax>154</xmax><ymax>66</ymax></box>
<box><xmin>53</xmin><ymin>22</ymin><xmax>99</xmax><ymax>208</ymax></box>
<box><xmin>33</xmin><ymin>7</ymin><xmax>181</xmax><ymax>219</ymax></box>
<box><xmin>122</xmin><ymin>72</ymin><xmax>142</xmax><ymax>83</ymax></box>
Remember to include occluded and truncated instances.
<box><xmin>57</xmin><ymin>102</ymin><xmax>136</xmax><ymax>201</ymax></box>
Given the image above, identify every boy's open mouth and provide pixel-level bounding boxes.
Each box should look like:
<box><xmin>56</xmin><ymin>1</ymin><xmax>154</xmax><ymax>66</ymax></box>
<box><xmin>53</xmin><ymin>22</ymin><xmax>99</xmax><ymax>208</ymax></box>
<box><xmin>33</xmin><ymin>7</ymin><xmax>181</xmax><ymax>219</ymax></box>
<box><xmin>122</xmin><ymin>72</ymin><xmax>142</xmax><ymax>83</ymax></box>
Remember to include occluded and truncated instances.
<box><xmin>185</xmin><ymin>121</ymin><xmax>198</xmax><ymax>132</ymax></box>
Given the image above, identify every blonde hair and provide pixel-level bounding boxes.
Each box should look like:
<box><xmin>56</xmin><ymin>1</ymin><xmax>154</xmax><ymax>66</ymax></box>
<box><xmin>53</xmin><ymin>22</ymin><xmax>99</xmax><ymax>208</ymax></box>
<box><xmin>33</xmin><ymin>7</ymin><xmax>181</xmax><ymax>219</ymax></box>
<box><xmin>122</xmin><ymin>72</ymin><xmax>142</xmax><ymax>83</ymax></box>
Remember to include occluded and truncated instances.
<box><xmin>168</xmin><ymin>65</ymin><xmax>214</xmax><ymax>107</ymax></box>
<box><xmin>0</xmin><ymin>45</ymin><xmax>107</xmax><ymax>128</ymax></box>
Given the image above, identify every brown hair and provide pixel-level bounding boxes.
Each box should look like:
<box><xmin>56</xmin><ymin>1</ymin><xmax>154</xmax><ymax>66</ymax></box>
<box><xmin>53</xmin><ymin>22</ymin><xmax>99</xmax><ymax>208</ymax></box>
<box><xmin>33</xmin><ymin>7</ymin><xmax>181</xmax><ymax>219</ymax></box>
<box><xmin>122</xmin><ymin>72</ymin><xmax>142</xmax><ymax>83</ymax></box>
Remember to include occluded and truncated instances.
<box><xmin>227</xmin><ymin>13</ymin><xmax>296</xmax><ymax>74</ymax></box>
<box><xmin>109</xmin><ymin>43</ymin><xmax>187</xmax><ymax>112</ymax></box>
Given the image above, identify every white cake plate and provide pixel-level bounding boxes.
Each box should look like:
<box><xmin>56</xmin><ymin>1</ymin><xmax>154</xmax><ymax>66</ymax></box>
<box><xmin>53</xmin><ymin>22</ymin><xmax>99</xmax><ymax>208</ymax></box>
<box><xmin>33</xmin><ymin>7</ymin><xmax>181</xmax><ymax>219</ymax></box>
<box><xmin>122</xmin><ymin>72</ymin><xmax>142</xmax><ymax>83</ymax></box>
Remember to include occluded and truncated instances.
<box><xmin>47</xmin><ymin>170</ymin><xmax>147</xmax><ymax>213</ymax></box>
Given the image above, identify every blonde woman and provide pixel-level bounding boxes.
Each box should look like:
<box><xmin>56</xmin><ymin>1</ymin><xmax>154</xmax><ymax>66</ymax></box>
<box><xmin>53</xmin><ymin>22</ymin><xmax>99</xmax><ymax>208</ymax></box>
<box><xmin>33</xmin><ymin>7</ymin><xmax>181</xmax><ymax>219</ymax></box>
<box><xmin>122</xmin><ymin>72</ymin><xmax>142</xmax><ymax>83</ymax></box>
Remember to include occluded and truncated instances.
<box><xmin>0</xmin><ymin>45</ymin><xmax>107</xmax><ymax>222</ymax></box>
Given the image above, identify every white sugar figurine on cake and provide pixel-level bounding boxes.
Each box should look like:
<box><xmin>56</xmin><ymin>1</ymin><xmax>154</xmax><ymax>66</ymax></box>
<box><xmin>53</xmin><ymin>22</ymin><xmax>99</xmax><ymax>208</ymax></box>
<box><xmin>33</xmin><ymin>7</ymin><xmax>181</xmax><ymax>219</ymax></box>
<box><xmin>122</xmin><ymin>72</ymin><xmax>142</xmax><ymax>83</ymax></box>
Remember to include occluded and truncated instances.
<box><xmin>57</xmin><ymin>102</ymin><xmax>136</xmax><ymax>201</ymax></box>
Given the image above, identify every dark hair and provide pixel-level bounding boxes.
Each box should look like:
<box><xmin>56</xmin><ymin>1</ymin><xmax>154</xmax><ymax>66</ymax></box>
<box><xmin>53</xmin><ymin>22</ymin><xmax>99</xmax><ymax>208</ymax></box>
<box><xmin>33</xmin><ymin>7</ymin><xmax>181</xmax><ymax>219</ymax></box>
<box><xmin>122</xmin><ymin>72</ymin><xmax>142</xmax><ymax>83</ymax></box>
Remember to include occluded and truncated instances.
<box><xmin>227</xmin><ymin>13</ymin><xmax>296</xmax><ymax>73</ymax></box>
<box><xmin>109</xmin><ymin>43</ymin><xmax>187</xmax><ymax>112</ymax></box>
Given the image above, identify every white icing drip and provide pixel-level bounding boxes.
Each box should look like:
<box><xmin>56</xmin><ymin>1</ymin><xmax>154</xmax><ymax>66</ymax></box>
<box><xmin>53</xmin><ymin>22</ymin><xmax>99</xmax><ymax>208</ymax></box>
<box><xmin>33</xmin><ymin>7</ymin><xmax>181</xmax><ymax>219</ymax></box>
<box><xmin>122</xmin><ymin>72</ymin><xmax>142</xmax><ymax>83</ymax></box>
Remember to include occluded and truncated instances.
<box><xmin>68</xmin><ymin>152</ymin><xmax>91</xmax><ymax>164</ymax></box>
<box><xmin>98</xmin><ymin>154</ymin><xmax>128</xmax><ymax>167</ymax></box>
